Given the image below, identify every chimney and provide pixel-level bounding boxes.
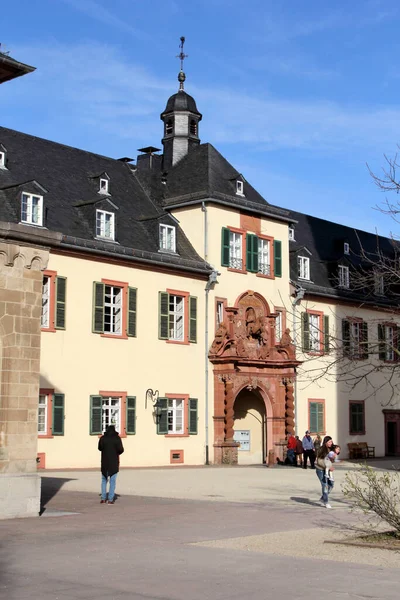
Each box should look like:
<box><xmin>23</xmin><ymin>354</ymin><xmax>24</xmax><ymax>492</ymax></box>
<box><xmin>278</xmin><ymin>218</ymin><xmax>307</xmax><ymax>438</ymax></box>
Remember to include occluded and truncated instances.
<box><xmin>136</xmin><ymin>147</ymin><xmax>162</xmax><ymax>170</ymax></box>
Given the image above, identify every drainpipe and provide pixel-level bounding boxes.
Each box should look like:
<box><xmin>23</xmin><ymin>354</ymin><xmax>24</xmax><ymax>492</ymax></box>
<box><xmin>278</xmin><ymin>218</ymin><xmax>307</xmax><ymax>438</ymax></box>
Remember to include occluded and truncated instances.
<box><xmin>205</xmin><ymin>270</ymin><xmax>219</xmax><ymax>465</ymax></box>
<box><xmin>291</xmin><ymin>285</ymin><xmax>305</xmax><ymax>436</ymax></box>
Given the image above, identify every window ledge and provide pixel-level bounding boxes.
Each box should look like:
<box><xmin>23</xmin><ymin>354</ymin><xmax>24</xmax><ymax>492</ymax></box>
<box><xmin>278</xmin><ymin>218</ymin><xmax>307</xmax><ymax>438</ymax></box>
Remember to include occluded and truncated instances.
<box><xmin>95</xmin><ymin>236</ymin><xmax>118</xmax><ymax>244</ymax></box>
<box><xmin>256</xmin><ymin>272</ymin><xmax>274</xmax><ymax>280</ymax></box>
<box><xmin>38</xmin><ymin>435</ymin><xmax>54</xmax><ymax>439</ymax></box>
<box><xmin>349</xmin><ymin>431</ymin><xmax>366</xmax><ymax>436</ymax></box>
<box><xmin>41</xmin><ymin>326</ymin><xmax>56</xmax><ymax>333</ymax></box>
<box><xmin>165</xmin><ymin>434</ymin><xmax>190</xmax><ymax>438</ymax></box>
<box><xmin>166</xmin><ymin>339</ymin><xmax>190</xmax><ymax>346</ymax></box>
<box><xmin>158</xmin><ymin>249</ymin><xmax>178</xmax><ymax>255</ymax></box>
<box><xmin>18</xmin><ymin>222</ymin><xmax>46</xmax><ymax>229</ymax></box>
<box><xmin>227</xmin><ymin>268</ymin><xmax>247</xmax><ymax>275</ymax></box>
<box><xmin>100</xmin><ymin>333</ymin><xmax>128</xmax><ymax>340</ymax></box>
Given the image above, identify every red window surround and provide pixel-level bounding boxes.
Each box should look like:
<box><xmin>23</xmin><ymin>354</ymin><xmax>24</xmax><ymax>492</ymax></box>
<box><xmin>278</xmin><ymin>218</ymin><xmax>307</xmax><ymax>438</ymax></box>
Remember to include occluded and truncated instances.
<box><xmin>308</xmin><ymin>398</ymin><xmax>326</xmax><ymax>435</ymax></box>
<box><xmin>165</xmin><ymin>393</ymin><xmax>190</xmax><ymax>437</ymax></box>
<box><xmin>227</xmin><ymin>226</ymin><xmax>247</xmax><ymax>274</ymax></box>
<box><xmin>166</xmin><ymin>289</ymin><xmax>190</xmax><ymax>345</ymax></box>
<box><xmin>256</xmin><ymin>233</ymin><xmax>275</xmax><ymax>280</ymax></box>
<box><xmin>41</xmin><ymin>270</ymin><xmax>57</xmax><ymax>333</ymax></box>
<box><xmin>274</xmin><ymin>306</ymin><xmax>286</xmax><ymax>344</ymax></box>
<box><xmin>306</xmin><ymin>308</ymin><xmax>324</xmax><ymax>355</ymax></box>
<box><xmin>38</xmin><ymin>388</ymin><xmax>54</xmax><ymax>438</ymax></box>
<box><xmin>101</xmin><ymin>278</ymin><xmax>129</xmax><ymax>340</ymax></box>
<box><xmin>99</xmin><ymin>390</ymin><xmax>128</xmax><ymax>438</ymax></box>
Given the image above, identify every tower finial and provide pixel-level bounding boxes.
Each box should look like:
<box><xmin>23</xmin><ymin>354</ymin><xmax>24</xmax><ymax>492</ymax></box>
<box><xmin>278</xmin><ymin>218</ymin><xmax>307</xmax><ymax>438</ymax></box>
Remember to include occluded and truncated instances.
<box><xmin>176</xmin><ymin>36</ymin><xmax>188</xmax><ymax>91</ymax></box>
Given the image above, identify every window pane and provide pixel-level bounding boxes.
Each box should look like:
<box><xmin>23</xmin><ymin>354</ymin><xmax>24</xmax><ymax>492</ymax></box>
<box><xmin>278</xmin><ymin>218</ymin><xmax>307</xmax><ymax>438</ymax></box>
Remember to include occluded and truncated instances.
<box><xmin>101</xmin><ymin>397</ymin><xmax>121</xmax><ymax>433</ymax></box>
<box><xmin>41</xmin><ymin>276</ymin><xmax>50</xmax><ymax>328</ymax></box>
<box><xmin>38</xmin><ymin>394</ymin><xmax>47</xmax><ymax>434</ymax></box>
<box><xmin>104</xmin><ymin>285</ymin><xmax>122</xmax><ymax>334</ymax></box>
<box><xmin>169</xmin><ymin>295</ymin><xmax>184</xmax><ymax>340</ymax></box>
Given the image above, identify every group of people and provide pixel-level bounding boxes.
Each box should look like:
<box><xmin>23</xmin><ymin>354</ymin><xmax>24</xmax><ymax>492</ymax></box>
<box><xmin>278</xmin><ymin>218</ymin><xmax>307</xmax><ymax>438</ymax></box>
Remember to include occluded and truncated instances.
<box><xmin>286</xmin><ymin>430</ymin><xmax>321</xmax><ymax>468</ymax></box>
<box><xmin>285</xmin><ymin>430</ymin><xmax>341</xmax><ymax>508</ymax></box>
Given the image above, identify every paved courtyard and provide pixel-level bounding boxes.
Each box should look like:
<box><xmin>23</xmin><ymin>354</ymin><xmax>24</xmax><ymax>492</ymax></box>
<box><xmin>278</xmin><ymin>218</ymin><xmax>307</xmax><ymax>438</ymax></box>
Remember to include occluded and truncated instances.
<box><xmin>1</xmin><ymin>460</ymin><xmax>399</xmax><ymax>600</ymax></box>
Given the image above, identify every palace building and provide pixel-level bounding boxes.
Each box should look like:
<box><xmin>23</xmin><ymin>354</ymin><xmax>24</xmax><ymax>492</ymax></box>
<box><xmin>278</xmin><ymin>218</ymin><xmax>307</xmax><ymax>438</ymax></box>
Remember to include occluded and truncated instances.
<box><xmin>1</xmin><ymin>45</ymin><xmax>400</xmax><ymax>517</ymax></box>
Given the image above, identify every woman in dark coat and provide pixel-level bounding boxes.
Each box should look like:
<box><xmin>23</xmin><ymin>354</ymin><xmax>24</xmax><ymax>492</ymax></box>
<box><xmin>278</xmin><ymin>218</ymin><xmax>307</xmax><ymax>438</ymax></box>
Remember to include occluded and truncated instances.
<box><xmin>98</xmin><ymin>425</ymin><xmax>124</xmax><ymax>504</ymax></box>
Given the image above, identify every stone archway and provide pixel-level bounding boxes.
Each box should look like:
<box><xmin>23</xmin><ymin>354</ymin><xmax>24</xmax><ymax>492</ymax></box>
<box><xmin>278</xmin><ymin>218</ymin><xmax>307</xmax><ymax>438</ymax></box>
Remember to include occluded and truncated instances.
<box><xmin>233</xmin><ymin>388</ymin><xmax>266</xmax><ymax>464</ymax></box>
<box><xmin>209</xmin><ymin>290</ymin><xmax>300</xmax><ymax>465</ymax></box>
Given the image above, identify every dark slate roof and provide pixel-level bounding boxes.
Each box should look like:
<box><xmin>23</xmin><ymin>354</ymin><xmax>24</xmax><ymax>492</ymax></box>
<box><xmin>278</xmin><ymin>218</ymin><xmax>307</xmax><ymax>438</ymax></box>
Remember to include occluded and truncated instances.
<box><xmin>161</xmin><ymin>91</ymin><xmax>201</xmax><ymax>116</ymax></box>
<box><xmin>0</xmin><ymin>52</ymin><xmax>35</xmax><ymax>84</ymax></box>
<box><xmin>288</xmin><ymin>209</ymin><xmax>399</xmax><ymax>304</ymax></box>
<box><xmin>150</xmin><ymin>142</ymin><xmax>292</xmax><ymax>223</ymax></box>
<box><xmin>0</xmin><ymin>126</ymin><xmax>211</xmax><ymax>275</ymax></box>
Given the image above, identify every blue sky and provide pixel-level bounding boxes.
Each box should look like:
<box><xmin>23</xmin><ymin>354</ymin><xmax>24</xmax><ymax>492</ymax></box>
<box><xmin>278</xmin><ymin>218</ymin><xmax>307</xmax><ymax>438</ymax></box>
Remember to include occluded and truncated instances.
<box><xmin>2</xmin><ymin>0</ymin><xmax>400</xmax><ymax>236</ymax></box>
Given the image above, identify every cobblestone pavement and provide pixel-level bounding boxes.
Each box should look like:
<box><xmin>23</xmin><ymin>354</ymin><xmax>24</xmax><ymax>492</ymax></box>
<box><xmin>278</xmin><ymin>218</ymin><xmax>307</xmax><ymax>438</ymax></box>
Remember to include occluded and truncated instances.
<box><xmin>1</xmin><ymin>462</ymin><xmax>399</xmax><ymax>600</ymax></box>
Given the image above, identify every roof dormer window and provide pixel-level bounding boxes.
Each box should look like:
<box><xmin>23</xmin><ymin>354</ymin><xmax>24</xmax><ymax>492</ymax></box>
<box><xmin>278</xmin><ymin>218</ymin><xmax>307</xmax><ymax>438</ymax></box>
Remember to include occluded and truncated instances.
<box><xmin>99</xmin><ymin>178</ymin><xmax>109</xmax><ymax>194</ymax></box>
<box><xmin>344</xmin><ymin>242</ymin><xmax>350</xmax><ymax>255</ymax></box>
<box><xmin>165</xmin><ymin>119</ymin><xmax>173</xmax><ymax>136</ymax></box>
<box><xmin>21</xmin><ymin>192</ymin><xmax>43</xmax><ymax>226</ymax></box>
<box><xmin>288</xmin><ymin>227</ymin><xmax>295</xmax><ymax>241</ymax></box>
<box><xmin>96</xmin><ymin>209</ymin><xmax>115</xmax><ymax>240</ymax></box>
<box><xmin>159</xmin><ymin>224</ymin><xmax>176</xmax><ymax>252</ymax></box>
<box><xmin>0</xmin><ymin>150</ymin><xmax>6</xmax><ymax>169</ymax></box>
<box><xmin>190</xmin><ymin>119</ymin><xmax>197</xmax><ymax>136</ymax></box>
<box><xmin>236</xmin><ymin>180</ymin><xmax>244</xmax><ymax>196</ymax></box>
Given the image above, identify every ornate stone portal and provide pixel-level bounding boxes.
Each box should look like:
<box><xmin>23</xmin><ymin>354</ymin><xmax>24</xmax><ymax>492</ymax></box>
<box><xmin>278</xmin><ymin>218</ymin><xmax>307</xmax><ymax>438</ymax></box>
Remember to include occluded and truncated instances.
<box><xmin>209</xmin><ymin>291</ymin><xmax>300</xmax><ymax>465</ymax></box>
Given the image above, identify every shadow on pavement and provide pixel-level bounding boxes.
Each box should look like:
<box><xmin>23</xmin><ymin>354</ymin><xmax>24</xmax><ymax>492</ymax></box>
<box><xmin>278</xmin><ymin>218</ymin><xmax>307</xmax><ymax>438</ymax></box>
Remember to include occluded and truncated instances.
<box><xmin>290</xmin><ymin>496</ymin><xmax>322</xmax><ymax>506</ymax></box>
<box><xmin>40</xmin><ymin>477</ymin><xmax>76</xmax><ymax>515</ymax></box>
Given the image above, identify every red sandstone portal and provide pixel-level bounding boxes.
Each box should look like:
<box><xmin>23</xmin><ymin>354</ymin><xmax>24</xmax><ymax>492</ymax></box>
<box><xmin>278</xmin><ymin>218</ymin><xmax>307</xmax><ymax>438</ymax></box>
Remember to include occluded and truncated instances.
<box><xmin>209</xmin><ymin>291</ymin><xmax>300</xmax><ymax>465</ymax></box>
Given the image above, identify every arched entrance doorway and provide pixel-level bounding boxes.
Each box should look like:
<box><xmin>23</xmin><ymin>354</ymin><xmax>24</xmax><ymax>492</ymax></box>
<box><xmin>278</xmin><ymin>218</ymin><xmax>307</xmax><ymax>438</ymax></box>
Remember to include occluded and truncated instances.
<box><xmin>233</xmin><ymin>388</ymin><xmax>266</xmax><ymax>464</ymax></box>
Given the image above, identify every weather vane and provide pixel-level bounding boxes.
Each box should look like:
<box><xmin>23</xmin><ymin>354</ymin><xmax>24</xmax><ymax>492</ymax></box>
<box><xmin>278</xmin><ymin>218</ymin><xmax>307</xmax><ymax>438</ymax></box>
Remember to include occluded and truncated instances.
<box><xmin>177</xmin><ymin>36</ymin><xmax>188</xmax><ymax>71</ymax></box>
<box><xmin>176</xmin><ymin>36</ymin><xmax>188</xmax><ymax>90</ymax></box>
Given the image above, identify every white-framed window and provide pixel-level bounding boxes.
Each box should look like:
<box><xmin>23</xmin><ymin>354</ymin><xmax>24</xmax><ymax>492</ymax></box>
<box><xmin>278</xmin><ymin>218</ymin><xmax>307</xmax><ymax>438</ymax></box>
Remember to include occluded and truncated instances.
<box><xmin>99</xmin><ymin>178</ymin><xmax>109</xmax><ymax>194</ymax></box>
<box><xmin>229</xmin><ymin>231</ymin><xmax>243</xmax><ymax>270</ymax></box>
<box><xmin>275</xmin><ymin>311</ymin><xmax>283</xmax><ymax>344</ymax></box>
<box><xmin>344</xmin><ymin>242</ymin><xmax>350</xmax><ymax>255</ymax></box>
<box><xmin>21</xmin><ymin>192</ymin><xmax>43</xmax><ymax>226</ymax></box>
<box><xmin>167</xmin><ymin>398</ymin><xmax>184</xmax><ymax>434</ymax></box>
<box><xmin>38</xmin><ymin>394</ymin><xmax>48</xmax><ymax>435</ymax></box>
<box><xmin>384</xmin><ymin>325</ymin><xmax>395</xmax><ymax>361</ymax></box>
<box><xmin>0</xmin><ymin>151</ymin><xmax>5</xmax><ymax>168</ymax></box>
<box><xmin>339</xmin><ymin>265</ymin><xmax>350</xmax><ymax>288</ymax></box>
<box><xmin>298</xmin><ymin>256</ymin><xmax>310</xmax><ymax>280</ymax></box>
<box><xmin>216</xmin><ymin>300</ymin><xmax>225</xmax><ymax>329</ymax></box>
<box><xmin>101</xmin><ymin>396</ymin><xmax>121</xmax><ymax>433</ymax></box>
<box><xmin>374</xmin><ymin>272</ymin><xmax>384</xmax><ymax>296</ymax></box>
<box><xmin>309</xmin><ymin>313</ymin><xmax>320</xmax><ymax>352</ymax></box>
<box><xmin>104</xmin><ymin>285</ymin><xmax>122</xmax><ymax>335</ymax></box>
<box><xmin>350</xmin><ymin>321</ymin><xmax>361</xmax><ymax>358</ymax></box>
<box><xmin>169</xmin><ymin>294</ymin><xmax>185</xmax><ymax>341</ymax></box>
<box><xmin>41</xmin><ymin>276</ymin><xmax>51</xmax><ymax>328</ymax></box>
<box><xmin>288</xmin><ymin>227</ymin><xmax>295</xmax><ymax>241</ymax></box>
<box><xmin>159</xmin><ymin>224</ymin><xmax>176</xmax><ymax>252</ymax></box>
<box><xmin>258</xmin><ymin>238</ymin><xmax>271</xmax><ymax>276</ymax></box>
<box><xmin>96</xmin><ymin>210</ymin><xmax>115</xmax><ymax>240</ymax></box>
<box><xmin>236</xmin><ymin>180</ymin><xmax>244</xmax><ymax>196</ymax></box>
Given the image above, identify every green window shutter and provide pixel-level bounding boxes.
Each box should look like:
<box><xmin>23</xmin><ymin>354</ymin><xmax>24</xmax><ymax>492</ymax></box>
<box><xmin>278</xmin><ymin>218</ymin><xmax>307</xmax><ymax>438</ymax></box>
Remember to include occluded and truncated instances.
<box><xmin>361</xmin><ymin>322</ymin><xmax>369</xmax><ymax>359</ymax></box>
<box><xmin>189</xmin><ymin>296</ymin><xmax>197</xmax><ymax>343</ymax></box>
<box><xmin>90</xmin><ymin>395</ymin><xmax>103</xmax><ymax>435</ymax></box>
<box><xmin>52</xmin><ymin>393</ymin><xmax>65</xmax><ymax>435</ymax></box>
<box><xmin>323</xmin><ymin>315</ymin><xmax>330</xmax><ymax>353</ymax></box>
<box><xmin>159</xmin><ymin>292</ymin><xmax>169</xmax><ymax>339</ymax></box>
<box><xmin>301</xmin><ymin>312</ymin><xmax>310</xmax><ymax>352</ymax></box>
<box><xmin>246</xmin><ymin>234</ymin><xmax>258</xmax><ymax>273</ymax></box>
<box><xmin>92</xmin><ymin>282</ymin><xmax>104</xmax><ymax>334</ymax></box>
<box><xmin>274</xmin><ymin>240</ymin><xmax>282</xmax><ymax>277</ymax></box>
<box><xmin>221</xmin><ymin>227</ymin><xmax>230</xmax><ymax>267</ymax></box>
<box><xmin>126</xmin><ymin>396</ymin><xmax>136</xmax><ymax>435</ymax></box>
<box><xmin>127</xmin><ymin>287</ymin><xmax>137</xmax><ymax>337</ymax></box>
<box><xmin>342</xmin><ymin>319</ymin><xmax>350</xmax><ymax>356</ymax></box>
<box><xmin>156</xmin><ymin>398</ymin><xmax>168</xmax><ymax>434</ymax></box>
<box><xmin>317</xmin><ymin>403</ymin><xmax>324</xmax><ymax>433</ymax></box>
<box><xmin>378</xmin><ymin>324</ymin><xmax>386</xmax><ymax>360</ymax></box>
<box><xmin>309</xmin><ymin>402</ymin><xmax>318</xmax><ymax>433</ymax></box>
<box><xmin>55</xmin><ymin>277</ymin><xmax>67</xmax><ymax>329</ymax></box>
<box><xmin>188</xmin><ymin>398</ymin><xmax>198</xmax><ymax>434</ymax></box>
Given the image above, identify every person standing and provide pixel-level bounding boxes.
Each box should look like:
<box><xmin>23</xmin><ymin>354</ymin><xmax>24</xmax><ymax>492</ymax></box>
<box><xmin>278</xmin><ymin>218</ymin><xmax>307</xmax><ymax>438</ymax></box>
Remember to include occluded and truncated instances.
<box><xmin>313</xmin><ymin>434</ymin><xmax>322</xmax><ymax>454</ymax></box>
<box><xmin>98</xmin><ymin>425</ymin><xmax>124</xmax><ymax>504</ymax></box>
<box><xmin>315</xmin><ymin>435</ymin><xmax>334</xmax><ymax>508</ymax></box>
<box><xmin>295</xmin><ymin>435</ymin><xmax>303</xmax><ymax>467</ymax></box>
<box><xmin>286</xmin><ymin>432</ymin><xmax>297</xmax><ymax>466</ymax></box>
<box><xmin>302</xmin><ymin>430</ymin><xmax>315</xmax><ymax>469</ymax></box>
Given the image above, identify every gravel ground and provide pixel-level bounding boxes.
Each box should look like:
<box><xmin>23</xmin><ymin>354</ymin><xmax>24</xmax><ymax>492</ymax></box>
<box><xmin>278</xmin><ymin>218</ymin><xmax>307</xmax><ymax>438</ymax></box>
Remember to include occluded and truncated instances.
<box><xmin>193</xmin><ymin>526</ymin><xmax>400</xmax><ymax>568</ymax></box>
